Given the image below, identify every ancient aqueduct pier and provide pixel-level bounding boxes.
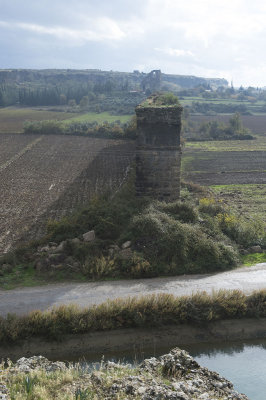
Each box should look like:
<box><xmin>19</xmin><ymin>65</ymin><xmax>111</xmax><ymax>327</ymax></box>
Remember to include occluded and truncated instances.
<box><xmin>135</xmin><ymin>94</ymin><xmax>183</xmax><ymax>201</ymax></box>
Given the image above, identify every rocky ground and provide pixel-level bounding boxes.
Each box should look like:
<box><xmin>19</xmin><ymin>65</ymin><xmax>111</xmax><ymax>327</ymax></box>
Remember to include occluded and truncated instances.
<box><xmin>0</xmin><ymin>348</ymin><xmax>248</xmax><ymax>399</ymax></box>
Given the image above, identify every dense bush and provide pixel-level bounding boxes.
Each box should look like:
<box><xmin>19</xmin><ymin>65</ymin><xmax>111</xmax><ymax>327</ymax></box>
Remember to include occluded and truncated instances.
<box><xmin>197</xmin><ymin>113</ymin><xmax>254</xmax><ymax>140</ymax></box>
<box><xmin>1</xmin><ymin>289</ymin><xmax>266</xmax><ymax>343</ymax></box>
<box><xmin>23</xmin><ymin>118</ymin><xmax>137</xmax><ymax>139</ymax></box>
<box><xmin>130</xmin><ymin>204</ymin><xmax>239</xmax><ymax>274</ymax></box>
<box><xmin>23</xmin><ymin>120</ymin><xmax>64</xmax><ymax>135</ymax></box>
<box><xmin>198</xmin><ymin>198</ymin><xmax>265</xmax><ymax>248</ymax></box>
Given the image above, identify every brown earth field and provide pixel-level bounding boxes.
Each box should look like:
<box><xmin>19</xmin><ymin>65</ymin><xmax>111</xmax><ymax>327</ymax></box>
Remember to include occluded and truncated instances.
<box><xmin>182</xmin><ymin>148</ymin><xmax>266</xmax><ymax>185</ymax></box>
<box><xmin>0</xmin><ymin>107</ymin><xmax>77</xmax><ymax>133</ymax></box>
<box><xmin>190</xmin><ymin>114</ymin><xmax>266</xmax><ymax>134</ymax></box>
<box><xmin>0</xmin><ymin>134</ymin><xmax>134</xmax><ymax>253</ymax></box>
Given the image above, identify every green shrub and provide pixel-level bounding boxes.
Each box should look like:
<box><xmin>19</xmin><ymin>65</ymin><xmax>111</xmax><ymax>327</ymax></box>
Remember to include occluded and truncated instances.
<box><xmin>82</xmin><ymin>256</ymin><xmax>116</xmax><ymax>279</ymax></box>
<box><xmin>130</xmin><ymin>205</ymin><xmax>239</xmax><ymax>274</ymax></box>
<box><xmin>117</xmin><ymin>252</ymin><xmax>153</xmax><ymax>278</ymax></box>
<box><xmin>156</xmin><ymin>200</ymin><xmax>198</xmax><ymax>223</ymax></box>
<box><xmin>216</xmin><ymin>213</ymin><xmax>265</xmax><ymax>247</ymax></box>
<box><xmin>199</xmin><ymin>197</ymin><xmax>225</xmax><ymax>216</ymax></box>
<box><xmin>24</xmin><ymin>120</ymin><xmax>64</xmax><ymax>135</ymax></box>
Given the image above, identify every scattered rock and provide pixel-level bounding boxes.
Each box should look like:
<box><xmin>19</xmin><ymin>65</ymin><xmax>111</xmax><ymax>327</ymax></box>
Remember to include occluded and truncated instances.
<box><xmin>69</xmin><ymin>238</ymin><xmax>81</xmax><ymax>245</ymax></box>
<box><xmin>34</xmin><ymin>258</ymin><xmax>49</xmax><ymax>272</ymax></box>
<box><xmin>14</xmin><ymin>356</ymin><xmax>66</xmax><ymax>373</ymax></box>
<box><xmin>1</xmin><ymin>264</ymin><xmax>13</xmax><ymax>273</ymax></box>
<box><xmin>48</xmin><ymin>253</ymin><xmax>66</xmax><ymax>263</ymax></box>
<box><xmin>119</xmin><ymin>248</ymin><xmax>133</xmax><ymax>260</ymax></box>
<box><xmin>0</xmin><ymin>384</ymin><xmax>8</xmax><ymax>400</ymax></box>
<box><xmin>82</xmin><ymin>230</ymin><xmax>95</xmax><ymax>242</ymax></box>
<box><xmin>3</xmin><ymin>349</ymin><xmax>249</xmax><ymax>399</ymax></box>
<box><xmin>240</xmin><ymin>249</ymin><xmax>249</xmax><ymax>255</ymax></box>
<box><xmin>53</xmin><ymin>241</ymin><xmax>66</xmax><ymax>253</ymax></box>
<box><xmin>48</xmin><ymin>242</ymin><xmax>58</xmax><ymax>247</ymax></box>
<box><xmin>108</xmin><ymin>244</ymin><xmax>120</xmax><ymax>256</ymax></box>
<box><xmin>39</xmin><ymin>245</ymin><xmax>50</xmax><ymax>253</ymax></box>
<box><xmin>122</xmin><ymin>240</ymin><xmax>131</xmax><ymax>249</ymax></box>
<box><xmin>249</xmin><ymin>245</ymin><xmax>262</xmax><ymax>254</ymax></box>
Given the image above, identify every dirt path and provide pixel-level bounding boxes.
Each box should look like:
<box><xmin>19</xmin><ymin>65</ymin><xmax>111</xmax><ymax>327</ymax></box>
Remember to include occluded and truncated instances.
<box><xmin>0</xmin><ymin>263</ymin><xmax>266</xmax><ymax>316</ymax></box>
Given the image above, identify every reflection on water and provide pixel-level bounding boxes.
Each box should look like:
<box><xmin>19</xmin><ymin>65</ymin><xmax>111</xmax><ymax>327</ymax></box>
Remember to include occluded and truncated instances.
<box><xmin>62</xmin><ymin>339</ymin><xmax>266</xmax><ymax>400</ymax></box>
<box><xmin>185</xmin><ymin>339</ymin><xmax>266</xmax><ymax>400</ymax></box>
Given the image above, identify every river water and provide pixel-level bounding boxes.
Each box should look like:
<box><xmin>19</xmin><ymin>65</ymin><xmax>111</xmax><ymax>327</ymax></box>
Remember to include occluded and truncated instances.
<box><xmin>72</xmin><ymin>339</ymin><xmax>266</xmax><ymax>400</ymax></box>
<box><xmin>186</xmin><ymin>340</ymin><xmax>266</xmax><ymax>400</ymax></box>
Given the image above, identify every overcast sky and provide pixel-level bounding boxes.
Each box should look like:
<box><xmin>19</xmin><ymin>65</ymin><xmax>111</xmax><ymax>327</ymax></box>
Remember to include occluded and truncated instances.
<box><xmin>1</xmin><ymin>0</ymin><xmax>266</xmax><ymax>87</ymax></box>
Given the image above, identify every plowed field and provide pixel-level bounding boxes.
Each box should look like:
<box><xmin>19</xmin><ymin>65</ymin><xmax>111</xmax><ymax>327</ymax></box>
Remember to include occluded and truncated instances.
<box><xmin>190</xmin><ymin>114</ymin><xmax>266</xmax><ymax>134</ymax></box>
<box><xmin>0</xmin><ymin>134</ymin><xmax>134</xmax><ymax>252</ymax></box>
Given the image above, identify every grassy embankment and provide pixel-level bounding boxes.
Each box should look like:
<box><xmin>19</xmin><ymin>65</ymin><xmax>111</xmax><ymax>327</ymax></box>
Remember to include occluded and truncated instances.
<box><xmin>1</xmin><ymin>289</ymin><xmax>266</xmax><ymax>344</ymax></box>
<box><xmin>181</xmin><ymin>134</ymin><xmax>266</xmax><ymax>266</ymax></box>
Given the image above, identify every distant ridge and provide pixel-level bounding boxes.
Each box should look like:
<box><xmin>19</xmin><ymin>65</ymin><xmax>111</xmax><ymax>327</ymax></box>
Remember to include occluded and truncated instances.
<box><xmin>0</xmin><ymin>68</ymin><xmax>228</xmax><ymax>90</ymax></box>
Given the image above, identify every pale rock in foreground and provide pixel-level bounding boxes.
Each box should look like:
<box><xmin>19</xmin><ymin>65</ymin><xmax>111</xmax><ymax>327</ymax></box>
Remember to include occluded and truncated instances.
<box><xmin>0</xmin><ymin>348</ymin><xmax>249</xmax><ymax>399</ymax></box>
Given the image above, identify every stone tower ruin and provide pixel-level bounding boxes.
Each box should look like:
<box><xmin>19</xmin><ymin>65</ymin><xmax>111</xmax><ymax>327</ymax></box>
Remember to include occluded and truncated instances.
<box><xmin>135</xmin><ymin>94</ymin><xmax>182</xmax><ymax>201</ymax></box>
<box><xmin>141</xmin><ymin>70</ymin><xmax>162</xmax><ymax>92</ymax></box>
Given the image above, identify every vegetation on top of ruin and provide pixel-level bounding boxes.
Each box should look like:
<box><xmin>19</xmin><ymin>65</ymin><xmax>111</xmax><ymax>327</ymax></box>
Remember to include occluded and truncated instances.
<box><xmin>139</xmin><ymin>92</ymin><xmax>181</xmax><ymax>108</ymax></box>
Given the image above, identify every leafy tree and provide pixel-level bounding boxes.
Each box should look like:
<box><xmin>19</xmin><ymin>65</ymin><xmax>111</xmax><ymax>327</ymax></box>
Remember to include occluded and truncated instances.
<box><xmin>68</xmin><ymin>99</ymin><xmax>77</xmax><ymax>107</ymax></box>
<box><xmin>79</xmin><ymin>96</ymin><xmax>89</xmax><ymax>109</ymax></box>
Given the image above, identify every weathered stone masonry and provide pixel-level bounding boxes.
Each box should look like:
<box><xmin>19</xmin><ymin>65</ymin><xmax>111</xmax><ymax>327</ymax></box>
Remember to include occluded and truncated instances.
<box><xmin>135</xmin><ymin>100</ymin><xmax>183</xmax><ymax>201</ymax></box>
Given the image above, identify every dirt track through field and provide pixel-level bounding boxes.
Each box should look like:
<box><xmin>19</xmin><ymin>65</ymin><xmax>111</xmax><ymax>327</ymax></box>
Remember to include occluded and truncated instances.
<box><xmin>0</xmin><ymin>264</ymin><xmax>266</xmax><ymax>316</ymax></box>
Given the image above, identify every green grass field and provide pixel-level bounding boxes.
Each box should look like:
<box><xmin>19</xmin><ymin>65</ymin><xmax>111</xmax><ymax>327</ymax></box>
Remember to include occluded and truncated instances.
<box><xmin>64</xmin><ymin>111</ymin><xmax>132</xmax><ymax>124</ymax></box>
<box><xmin>211</xmin><ymin>184</ymin><xmax>266</xmax><ymax>223</ymax></box>
<box><xmin>185</xmin><ymin>135</ymin><xmax>266</xmax><ymax>151</ymax></box>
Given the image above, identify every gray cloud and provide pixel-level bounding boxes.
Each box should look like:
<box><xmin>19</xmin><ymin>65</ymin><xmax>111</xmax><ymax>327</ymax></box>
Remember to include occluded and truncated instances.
<box><xmin>1</xmin><ymin>0</ymin><xmax>266</xmax><ymax>85</ymax></box>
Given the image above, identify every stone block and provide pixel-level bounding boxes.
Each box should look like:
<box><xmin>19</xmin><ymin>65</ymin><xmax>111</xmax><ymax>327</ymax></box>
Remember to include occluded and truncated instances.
<box><xmin>83</xmin><ymin>230</ymin><xmax>95</xmax><ymax>242</ymax></box>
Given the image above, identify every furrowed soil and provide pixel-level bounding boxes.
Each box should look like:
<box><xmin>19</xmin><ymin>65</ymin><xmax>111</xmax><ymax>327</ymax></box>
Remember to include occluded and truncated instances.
<box><xmin>0</xmin><ymin>134</ymin><xmax>134</xmax><ymax>252</ymax></box>
<box><xmin>182</xmin><ymin>136</ymin><xmax>266</xmax><ymax>185</ymax></box>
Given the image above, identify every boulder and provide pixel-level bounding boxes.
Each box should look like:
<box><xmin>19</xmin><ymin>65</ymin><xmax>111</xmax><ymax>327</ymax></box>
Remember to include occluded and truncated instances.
<box><xmin>108</xmin><ymin>244</ymin><xmax>120</xmax><ymax>256</ymax></box>
<box><xmin>48</xmin><ymin>253</ymin><xmax>66</xmax><ymax>263</ymax></box>
<box><xmin>249</xmin><ymin>245</ymin><xmax>262</xmax><ymax>254</ymax></box>
<box><xmin>83</xmin><ymin>230</ymin><xmax>95</xmax><ymax>242</ymax></box>
<box><xmin>69</xmin><ymin>237</ymin><xmax>81</xmax><ymax>245</ymax></box>
<box><xmin>119</xmin><ymin>248</ymin><xmax>133</xmax><ymax>260</ymax></box>
<box><xmin>53</xmin><ymin>241</ymin><xmax>66</xmax><ymax>253</ymax></box>
<box><xmin>122</xmin><ymin>241</ymin><xmax>131</xmax><ymax>249</ymax></box>
<box><xmin>38</xmin><ymin>245</ymin><xmax>50</xmax><ymax>253</ymax></box>
<box><xmin>34</xmin><ymin>258</ymin><xmax>50</xmax><ymax>272</ymax></box>
<box><xmin>15</xmin><ymin>356</ymin><xmax>66</xmax><ymax>373</ymax></box>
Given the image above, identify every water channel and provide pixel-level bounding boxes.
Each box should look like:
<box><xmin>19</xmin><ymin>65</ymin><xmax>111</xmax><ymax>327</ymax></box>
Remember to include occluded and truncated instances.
<box><xmin>68</xmin><ymin>339</ymin><xmax>266</xmax><ymax>400</ymax></box>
